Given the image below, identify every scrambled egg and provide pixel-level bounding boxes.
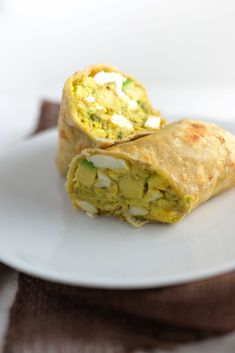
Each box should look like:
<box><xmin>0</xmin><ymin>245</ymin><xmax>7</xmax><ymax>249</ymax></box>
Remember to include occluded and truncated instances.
<box><xmin>73</xmin><ymin>71</ymin><xmax>162</xmax><ymax>140</ymax></box>
<box><xmin>69</xmin><ymin>155</ymin><xmax>185</xmax><ymax>226</ymax></box>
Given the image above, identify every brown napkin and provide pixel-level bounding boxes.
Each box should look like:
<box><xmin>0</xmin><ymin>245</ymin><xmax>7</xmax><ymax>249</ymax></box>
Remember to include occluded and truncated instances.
<box><xmin>3</xmin><ymin>101</ymin><xmax>235</xmax><ymax>352</ymax></box>
<box><xmin>0</xmin><ymin>264</ymin><xmax>7</xmax><ymax>273</ymax></box>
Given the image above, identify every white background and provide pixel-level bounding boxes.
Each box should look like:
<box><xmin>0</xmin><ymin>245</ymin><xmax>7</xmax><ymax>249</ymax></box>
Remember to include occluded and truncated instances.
<box><xmin>0</xmin><ymin>0</ymin><xmax>235</xmax><ymax>154</ymax></box>
<box><xmin>0</xmin><ymin>1</ymin><xmax>235</xmax><ymax>352</ymax></box>
<box><xmin>1</xmin><ymin>0</ymin><xmax>235</xmax><ymax>83</ymax></box>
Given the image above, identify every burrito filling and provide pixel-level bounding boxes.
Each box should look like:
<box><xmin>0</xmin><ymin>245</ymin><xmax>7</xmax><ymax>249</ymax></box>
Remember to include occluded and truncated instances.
<box><xmin>68</xmin><ymin>155</ymin><xmax>187</xmax><ymax>225</ymax></box>
<box><xmin>73</xmin><ymin>71</ymin><xmax>161</xmax><ymax>140</ymax></box>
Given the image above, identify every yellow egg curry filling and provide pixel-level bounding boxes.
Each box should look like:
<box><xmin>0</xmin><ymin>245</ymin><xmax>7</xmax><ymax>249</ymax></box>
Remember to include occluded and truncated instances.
<box><xmin>73</xmin><ymin>71</ymin><xmax>162</xmax><ymax>140</ymax></box>
<box><xmin>69</xmin><ymin>157</ymin><xmax>187</xmax><ymax>224</ymax></box>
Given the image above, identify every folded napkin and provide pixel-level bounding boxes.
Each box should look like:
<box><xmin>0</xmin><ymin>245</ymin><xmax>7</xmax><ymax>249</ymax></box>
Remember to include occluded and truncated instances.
<box><xmin>3</xmin><ymin>101</ymin><xmax>235</xmax><ymax>352</ymax></box>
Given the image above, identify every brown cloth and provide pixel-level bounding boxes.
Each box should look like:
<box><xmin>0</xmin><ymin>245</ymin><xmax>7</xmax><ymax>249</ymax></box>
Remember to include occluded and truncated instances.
<box><xmin>0</xmin><ymin>263</ymin><xmax>7</xmax><ymax>273</ymax></box>
<box><xmin>3</xmin><ymin>101</ymin><xmax>235</xmax><ymax>352</ymax></box>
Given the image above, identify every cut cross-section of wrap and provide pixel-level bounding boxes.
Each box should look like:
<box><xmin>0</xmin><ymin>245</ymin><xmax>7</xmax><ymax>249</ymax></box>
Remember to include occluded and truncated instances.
<box><xmin>66</xmin><ymin>119</ymin><xmax>235</xmax><ymax>227</ymax></box>
<box><xmin>56</xmin><ymin>64</ymin><xmax>165</xmax><ymax>176</ymax></box>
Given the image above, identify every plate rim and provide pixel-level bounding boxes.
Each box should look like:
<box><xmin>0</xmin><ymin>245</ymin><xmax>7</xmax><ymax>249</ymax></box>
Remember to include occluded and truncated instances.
<box><xmin>1</xmin><ymin>249</ymin><xmax>235</xmax><ymax>289</ymax></box>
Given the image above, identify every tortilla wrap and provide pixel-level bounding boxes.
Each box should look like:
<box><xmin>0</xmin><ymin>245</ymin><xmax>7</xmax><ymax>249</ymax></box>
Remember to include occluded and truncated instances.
<box><xmin>56</xmin><ymin>64</ymin><xmax>165</xmax><ymax>176</ymax></box>
<box><xmin>67</xmin><ymin>119</ymin><xmax>235</xmax><ymax>227</ymax></box>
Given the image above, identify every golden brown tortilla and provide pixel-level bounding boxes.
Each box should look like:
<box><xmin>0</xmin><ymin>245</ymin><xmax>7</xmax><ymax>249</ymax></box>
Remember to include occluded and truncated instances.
<box><xmin>66</xmin><ymin>119</ymin><xmax>235</xmax><ymax>227</ymax></box>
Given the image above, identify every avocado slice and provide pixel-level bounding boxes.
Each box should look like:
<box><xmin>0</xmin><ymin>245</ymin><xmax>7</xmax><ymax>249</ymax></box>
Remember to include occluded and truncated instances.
<box><xmin>76</xmin><ymin>160</ymin><xmax>97</xmax><ymax>187</ymax></box>
<box><xmin>148</xmin><ymin>175</ymin><xmax>168</xmax><ymax>191</ymax></box>
<box><xmin>119</xmin><ymin>175</ymin><xmax>145</xmax><ymax>199</ymax></box>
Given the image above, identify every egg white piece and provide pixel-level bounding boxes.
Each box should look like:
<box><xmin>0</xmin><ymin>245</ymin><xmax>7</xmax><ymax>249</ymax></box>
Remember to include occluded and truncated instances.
<box><xmin>111</xmin><ymin>114</ymin><xmax>133</xmax><ymax>130</ymax></box>
<box><xmin>93</xmin><ymin>71</ymin><xmax>138</xmax><ymax>110</ymax></box>
<box><xmin>95</xmin><ymin>172</ymin><xmax>111</xmax><ymax>188</ymax></box>
<box><xmin>76</xmin><ymin>200</ymin><xmax>97</xmax><ymax>214</ymax></box>
<box><xmin>128</xmin><ymin>206</ymin><xmax>148</xmax><ymax>216</ymax></box>
<box><xmin>88</xmin><ymin>155</ymin><xmax>128</xmax><ymax>169</ymax></box>
<box><xmin>85</xmin><ymin>95</ymin><xmax>96</xmax><ymax>103</ymax></box>
<box><xmin>144</xmin><ymin>116</ymin><xmax>161</xmax><ymax>129</ymax></box>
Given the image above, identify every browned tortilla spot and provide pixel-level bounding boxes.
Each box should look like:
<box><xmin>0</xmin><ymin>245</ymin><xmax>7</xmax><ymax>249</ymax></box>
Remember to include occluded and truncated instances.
<box><xmin>185</xmin><ymin>123</ymin><xmax>207</xmax><ymax>143</ymax></box>
<box><xmin>59</xmin><ymin>130</ymin><xmax>67</xmax><ymax>139</ymax></box>
<box><xmin>143</xmin><ymin>155</ymin><xmax>151</xmax><ymax>163</ymax></box>
<box><xmin>216</xmin><ymin>135</ymin><xmax>226</xmax><ymax>144</ymax></box>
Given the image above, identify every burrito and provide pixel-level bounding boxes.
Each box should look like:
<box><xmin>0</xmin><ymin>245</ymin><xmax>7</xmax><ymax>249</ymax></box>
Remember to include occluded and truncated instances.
<box><xmin>66</xmin><ymin>119</ymin><xmax>235</xmax><ymax>227</ymax></box>
<box><xmin>56</xmin><ymin>64</ymin><xmax>165</xmax><ymax>176</ymax></box>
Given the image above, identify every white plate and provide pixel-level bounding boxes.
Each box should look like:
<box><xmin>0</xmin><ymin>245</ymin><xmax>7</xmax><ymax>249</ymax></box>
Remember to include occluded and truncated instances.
<box><xmin>0</xmin><ymin>122</ymin><xmax>235</xmax><ymax>289</ymax></box>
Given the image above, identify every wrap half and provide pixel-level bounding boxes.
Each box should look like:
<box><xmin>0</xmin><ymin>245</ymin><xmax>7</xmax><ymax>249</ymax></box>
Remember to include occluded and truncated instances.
<box><xmin>56</xmin><ymin>64</ymin><xmax>165</xmax><ymax>176</ymax></box>
<box><xmin>66</xmin><ymin>119</ymin><xmax>235</xmax><ymax>227</ymax></box>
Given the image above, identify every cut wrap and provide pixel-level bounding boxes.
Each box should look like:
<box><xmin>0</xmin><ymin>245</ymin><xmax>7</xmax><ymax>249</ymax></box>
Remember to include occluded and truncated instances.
<box><xmin>56</xmin><ymin>64</ymin><xmax>165</xmax><ymax>176</ymax></box>
<box><xmin>66</xmin><ymin>119</ymin><xmax>235</xmax><ymax>227</ymax></box>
